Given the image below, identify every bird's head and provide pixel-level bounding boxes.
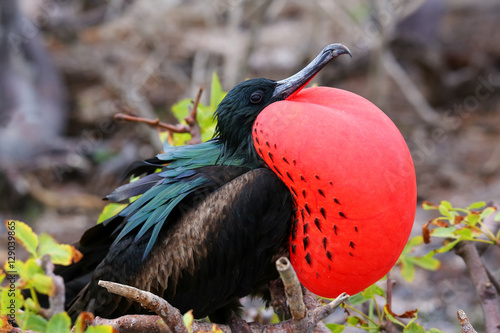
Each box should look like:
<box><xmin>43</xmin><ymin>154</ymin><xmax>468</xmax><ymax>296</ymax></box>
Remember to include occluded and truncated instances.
<box><xmin>214</xmin><ymin>43</ymin><xmax>351</xmax><ymax>162</ymax></box>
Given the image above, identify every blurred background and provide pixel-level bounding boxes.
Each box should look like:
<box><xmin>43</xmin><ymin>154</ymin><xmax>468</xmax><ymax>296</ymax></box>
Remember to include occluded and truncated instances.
<box><xmin>1</xmin><ymin>0</ymin><xmax>499</xmax><ymax>331</ymax></box>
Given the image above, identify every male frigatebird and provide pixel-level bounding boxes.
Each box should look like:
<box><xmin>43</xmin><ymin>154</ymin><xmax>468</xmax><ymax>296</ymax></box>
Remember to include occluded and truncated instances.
<box><xmin>59</xmin><ymin>43</ymin><xmax>416</xmax><ymax>323</ymax></box>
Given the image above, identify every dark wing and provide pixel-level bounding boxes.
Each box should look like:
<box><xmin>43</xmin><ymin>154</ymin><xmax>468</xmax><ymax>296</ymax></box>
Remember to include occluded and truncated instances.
<box><xmin>68</xmin><ymin>167</ymin><xmax>293</xmax><ymax>322</ymax></box>
<box><xmin>61</xmin><ymin>164</ymin><xmax>251</xmax><ymax>316</ymax></box>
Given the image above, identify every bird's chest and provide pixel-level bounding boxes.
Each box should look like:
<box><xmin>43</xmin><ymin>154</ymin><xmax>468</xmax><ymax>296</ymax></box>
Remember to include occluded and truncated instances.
<box><xmin>250</xmin><ymin>87</ymin><xmax>416</xmax><ymax>298</ymax></box>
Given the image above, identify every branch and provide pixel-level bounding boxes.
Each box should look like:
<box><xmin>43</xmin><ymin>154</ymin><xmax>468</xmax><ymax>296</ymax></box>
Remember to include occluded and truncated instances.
<box><xmin>311</xmin><ymin>294</ymin><xmax>349</xmax><ymax>324</ymax></box>
<box><xmin>455</xmin><ymin>242</ymin><xmax>500</xmax><ymax>332</ymax></box>
<box><xmin>457</xmin><ymin>309</ymin><xmax>478</xmax><ymax>333</ymax></box>
<box><xmin>276</xmin><ymin>257</ymin><xmax>306</xmax><ymax>320</ymax></box>
<box><xmin>93</xmin><ymin>315</ymin><xmax>171</xmax><ymax>333</ymax></box>
<box><xmin>184</xmin><ymin>87</ymin><xmax>203</xmax><ymax>145</ymax></box>
<box><xmin>276</xmin><ymin>257</ymin><xmax>349</xmax><ymax>333</ymax></box>
<box><xmin>114</xmin><ymin>87</ymin><xmax>204</xmax><ymax>146</ymax></box>
<box><xmin>114</xmin><ymin>111</ymin><xmax>190</xmax><ymax>133</ymax></box>
<box><xmin>385</xmin><ymin>271</ymin><xmax>396</xmax><ymax>333</ymax></box>
<box><xmin>97</xmin><ymin>280</ymin><xmax>187</xmax><ymax>333</ymax></box>
<box><xmin>96</xmin><ymin>258</ymin><xmax>348</xmax><ymax>333</ymax></box>
<box><xmin>382</xmin><ymin>51</ymin><xmax>441</xmax><ymax>125</ymax></box>
<box><xmin>39</xmin><ymin>256</ymin><xmax>66</xmax><ymax>319</ymax></box>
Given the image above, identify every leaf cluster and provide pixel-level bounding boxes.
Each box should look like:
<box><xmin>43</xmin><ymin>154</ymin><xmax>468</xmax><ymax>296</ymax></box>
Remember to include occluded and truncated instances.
<box><xmin>0</xmin><ymin>220</ymin><xmax>112</xmax><ymax>333</ymax></box>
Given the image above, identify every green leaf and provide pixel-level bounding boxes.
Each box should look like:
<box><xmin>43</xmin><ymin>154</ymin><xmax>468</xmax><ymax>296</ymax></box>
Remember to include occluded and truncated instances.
<box><xmin>32</xmin><ymin>274</ymin><xmax>54</xmax><ymax>296</ymax></box>
<box><xmin>97</xmin><ymin>203</ymin><xmax>127</xmax><ymax>224</ymax></box>
<box><xmin>348</xmin><ymin>292</ymin><xmax>366</xmax><ymax>305</ymax></box>
<box><xmin>1</xmin><ymin>287</ymin><xmax>23</xmax><ymax>316</ymax></box>
<box><xmin>426</xmin><ymin>329</ymin><xmax>444</xmax><ymax>333</ymax></box>
<box><xmin>84</xmin><ymin>326</ymin><xmax>115</xmax><ymax>333</ymax></box>
<box><xmin>430</xmin><ymin>227</ymin><xmax>457</xmax><ymax>238</ymax></box>
<box><xmin>326</xmin><ymin>323</ymin><xmax>345</xmax><ymax>332</ymax></box>
<box><xmin>468</xmin><ymin>201</ymin><xmax>486</xmax><ymax>210</ymax></box>
<box><xmin>407</xmin><ymin>235</ymin><xmax>424</xmax><ymax>248</ymax></box>
<box><xmin>480</xmin><ymin>207</ymin><xmax>497</xmax><ymax>219</ymax></box>
<box><xmin>465</xmin><ymin>213</ymin><xmax>480</xmax><ymax>225</ymax></box>
<box><xmin>10</xmin><ymin>220</ymin><xmax>38</xmax><ymax>257</ymax></box>
<box><xmin>38</xmin><ymin>233</ymin><xmax>83</xmax><ymax>266</ymax></box>
<box><xmin>454</xmin><ymin>228</ymin><xmax>473</xmax><ymax>240</ymax></box>
<box><xmin>409</xmin><ymin>255</ymin><xmax>440</xmax><ymax>271</ymax></box>
<box><xmin>210</xmin><ymin>72</ymin><xmax>226</xmax><ymax>109</ymax></box>
<box><xmin>494</xmin><ymin>212</ymin><xmax>500</xmax><ymax>222</ymax></box>
<box><xmin>404</xmin><ymin>322</ymin><xmax>426</xmax><ymax>333</ymax></box>
<box><xmin>183</xmin><ymin>310</ymin><xmax>194</xmax><ymax>333</ymax></box>
<box><xmin>422</xmin><ymin>201</ymin><xmax>437</xmax><ymax>210</ymax></box>
<box><xmin>24</xmin><ymin>297</ymin><xmax>38</xmax><ymax>312</ymax></box>
<box><xmin>17</xmin><ymin>311</ymin><xmax>48</xmax><ymax>332</ymax></box>
<box><xmin>399</xmin><ymin>236</ymin><xmax>424</xmax><ymax>261</ymax></box>
<box><xmin>438</xmin><ymin>205</ymin><xmax>452</xmax><ymax>219</ymax></box>
<box><xmin>346</xmin><ymin>316</ymin><xmax>360</xmax><ymax>325</ymax></box>
<box><xmin>19</xmin><ymin>258</ymin><xmax>44</xmax><ymax>282</ymax></box>
<box><xmin>434</xmin><ymin>239</ymin><xmax>460</xmax><ymax>253</ymax></box>
<box><xmin>363</xmin><ymin>284</ymin><xmax>385</xmax><ymax>298</ymax></box>
<box><xmin>46</xmin><ymin>312</ymin><xmax>71</xmax><ymax>333</ymax></box>
<box><xmin>171</xmin><ymin>98</ymin><xmax>192</xmax><ymax>123</ymax></box>
<box><xmin>440</xmin><ymin>201</ymin><xmax>453</xmax><ymax>210</ymax></box>
<box><xmin>400</xmin><ymin>257</ymin><xmax>415</xmax><ymax>282</ymax></box>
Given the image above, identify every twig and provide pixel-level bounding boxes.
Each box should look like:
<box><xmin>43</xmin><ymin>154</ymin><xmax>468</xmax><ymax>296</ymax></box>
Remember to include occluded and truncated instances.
<box><xmin>484</xmin><ymin>264</ymin><xmax>500</xmax><ymax>295</ymax></box>
<box><xmin>95</xmin><ymin>259</ymin><xmax>349</xmax><ymax>333</ymax></box>
<box><xmin>385</xmin><ymin>270</ymin><xmax>395</xmax><ymax>333</ymax></box>
<box><xmin>382</xmin><ymin>51</ymin><xmax>442</xmax><ymax>125</ymax></box>
<box><xmin>114</xmin><ymin>112</ymin><xmax>190</xmax><ymax>133</ymax></box>
<box><xmin>455</xmin><ymin>242</ymin><xmax>500</xmax><ymax>332</ymax></box>
<box><xmin>38</xmin><ymin>255</ymin><xmax>66</xmax><ymax>319</ymax></box>
<box><xmin>184</xmin><ymin>87</ymin><xmax>204</xmax><ymax>145</ymax></box>
<box><xmin>97</xmin><ymin>280</ymin><xmax>187</xmax><ymax>333</ymax></box>
<box><xmin>93</xmin><ymin>315</ymin><xmax>171</xmax><ymax>333</ymax></box>
<box><xmin>114</xmin><ymin>87</ymin><xmax>204</xmax><ymax>146</ymax></box>
<box><xmin>276</xmin><ymin>257</ymin><xmax>306</xmax><ymax>320</ymax></box>
<box><xmin>276</xmin><ymin>257</ymin><xmax>349</xmax><ymax>333</ymax></box>
<box><xmin>311</xmin><ymin>294</ymin><xmax>350</xmax><ymax>324</ymax></box>
<box><xmin>457</xmin><ymin>309</ymin><xmax>478</xmax><ymax>333</ymax></box>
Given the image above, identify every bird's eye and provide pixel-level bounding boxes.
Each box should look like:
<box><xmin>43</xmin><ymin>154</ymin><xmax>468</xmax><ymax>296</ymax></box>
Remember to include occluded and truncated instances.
<box><xmin>250</xmin><ymin>91</ymin><xmax>264</xmax><ymax>104</ymax></box>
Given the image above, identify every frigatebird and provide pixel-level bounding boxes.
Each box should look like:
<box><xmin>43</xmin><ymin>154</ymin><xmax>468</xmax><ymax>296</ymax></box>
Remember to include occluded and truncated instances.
<box><xmin>59</xmin><ymin>43</ymin><xmax>416</xmax><ymax>323</ymax></box>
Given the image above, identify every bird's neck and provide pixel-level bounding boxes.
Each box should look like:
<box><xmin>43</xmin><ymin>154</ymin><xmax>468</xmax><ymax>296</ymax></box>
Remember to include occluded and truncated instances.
<box><xmin>219</xmin><ymin>135</ymin><xmax>262</xmax><ymax>169</ymax></box>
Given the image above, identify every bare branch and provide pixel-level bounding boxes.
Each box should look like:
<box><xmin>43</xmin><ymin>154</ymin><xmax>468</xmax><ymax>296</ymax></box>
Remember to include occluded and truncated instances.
<box><xmin>39</xmin><ymin>255</ymin><xmax>66</xmax><ymax>318</ymax></box>
<box><xmin>457</xmin><ymin>309</ymin><xmax>478</xmax><ymax>333</ymax></box>
<box><xmin>276</xmin><ymin>257</ymin><xmax>306</xmax><ymax>320</ymax></box>
<box><xmin>276</xmin><ymin>257</ymin><xmax>348</xmax><ymax>333</ymax></box>
<box><xmin>385</xmin><ymin>270</ymin><xmax>396</xmax><ymax>333</ymax></box>
<box><xmin>95</xmin><ymin>258</ymin><xmax>349</xmax><ymax>333</ymax></box>
<box><xmin>382</xmin><ymin>51</ymin><xmax>441</xmax><ymax>125</ymax></box>
<box><xmin>114</xmin><ymin>112</ymin><xmax>190</xmax><ymax>133</ymax></box>
<box><xmin>184</xmin><ymin>87</ymin><xmax>204</xmax><ymax>145</ymax></box>
<box><xmin>93</xmin><ymin>315</ymin><xmax>171</xmax><ymax>333</ymax></box>
<box><xmin>114</xmin><ymin>87</ymin><xmax>204</xmax><ymax>146</ymax></box>
<box><xmin>97</xmin><ymin>280</ymin><xmax>187</xmax><ymax>333</ymax></box>
<box><xmin>455</xmin><ymin>242</ymin><xmax>500</xmax><ymax>332</ymax></box>
<box><xmin>311</xmin><ymin>293</ymin><xmax>349</xmax><ymax>323</ymax></box>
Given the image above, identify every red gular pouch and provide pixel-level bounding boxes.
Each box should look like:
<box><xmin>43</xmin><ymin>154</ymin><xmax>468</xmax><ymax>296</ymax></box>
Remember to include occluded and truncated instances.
<box><xmin>252</xmin><ymin>86</ymin><xmax>416</xmax><ymax>297</ymax></box>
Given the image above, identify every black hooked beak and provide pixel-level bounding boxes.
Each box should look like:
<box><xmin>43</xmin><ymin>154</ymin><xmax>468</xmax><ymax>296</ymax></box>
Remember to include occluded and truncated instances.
<box><xmin>272</xmin><ymin>43</ymin><xmax>351</xmax><ymax>100</ymax></box>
